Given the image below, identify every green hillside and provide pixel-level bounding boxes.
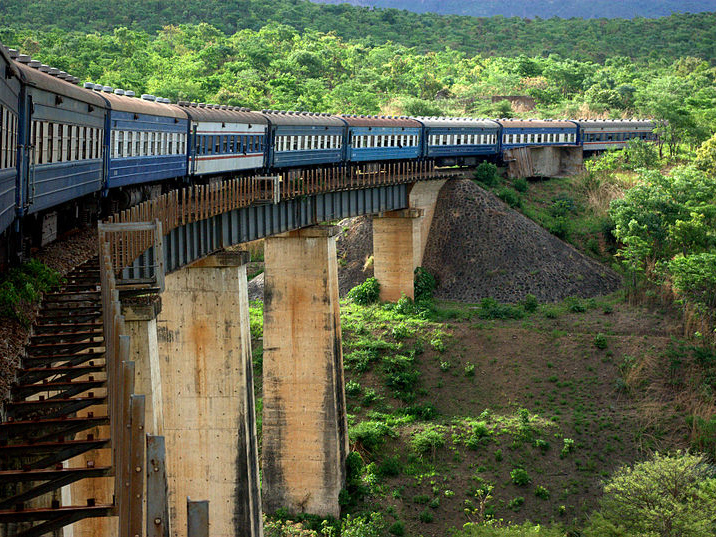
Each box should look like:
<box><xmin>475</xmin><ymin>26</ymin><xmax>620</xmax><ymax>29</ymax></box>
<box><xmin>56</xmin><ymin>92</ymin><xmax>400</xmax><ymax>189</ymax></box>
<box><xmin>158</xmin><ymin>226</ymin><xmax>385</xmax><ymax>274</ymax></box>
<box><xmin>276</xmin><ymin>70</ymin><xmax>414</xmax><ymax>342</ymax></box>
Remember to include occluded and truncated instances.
<box><xmin>3</xmin><ymin>0</ymin><xmax>716</xmax><ymax>62</ymax></box>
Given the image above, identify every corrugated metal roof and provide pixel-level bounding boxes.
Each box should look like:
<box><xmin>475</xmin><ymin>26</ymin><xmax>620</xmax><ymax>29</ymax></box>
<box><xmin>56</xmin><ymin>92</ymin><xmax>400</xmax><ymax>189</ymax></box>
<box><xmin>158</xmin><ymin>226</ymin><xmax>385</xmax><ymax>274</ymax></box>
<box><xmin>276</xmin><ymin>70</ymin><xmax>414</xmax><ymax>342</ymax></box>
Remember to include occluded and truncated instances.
<box><xmin>14</xmin><ymin>61</ymin><xmax>107</xmax><ymax>107</ymax></box>
<box><xmin>575</xmin><ymin>119</ymin><xmax>656</xmax><ymax>129</ymax></box>
<box><xmin>100</xmin><ymin>92</ymin><xmax>187</xmax><ymax>119</ymax></box>
<box><xmin>260</xmin><ymin>111</ymin><xmax>345</xmax><ymax>127</ymax></box>
<box><xmin>413</xmin><ymin>117</ymin><xmax>500</xmax><ymax>129</ymax></box>
<box><xmin>178</xmin><ymin>103</ymin><xmax>268</xmax><ymax>124</ymax></box>
<box><xmin>496</xmin><ymin>119</ymin><xmax>577</xmax><ymax>129</ymax></box>
<box><xmin>340</xmin><ymin>115</ymin><xmax>421</xmax><ymax>128</ymax></box>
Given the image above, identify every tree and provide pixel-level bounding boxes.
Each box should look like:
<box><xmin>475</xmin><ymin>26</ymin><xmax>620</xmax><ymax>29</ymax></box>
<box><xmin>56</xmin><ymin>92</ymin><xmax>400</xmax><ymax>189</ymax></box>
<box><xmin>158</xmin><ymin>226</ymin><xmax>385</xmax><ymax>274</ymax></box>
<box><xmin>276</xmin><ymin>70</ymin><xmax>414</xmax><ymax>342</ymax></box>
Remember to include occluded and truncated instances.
<box><xmin>695</xmin><ymin>133</ymin><xmax>716</xmax><ymax>177</ymax></box>
<box><xmin>584</xmin><ymin>452</ymin><xmax>716</xmax><ymax>537</ymax></box>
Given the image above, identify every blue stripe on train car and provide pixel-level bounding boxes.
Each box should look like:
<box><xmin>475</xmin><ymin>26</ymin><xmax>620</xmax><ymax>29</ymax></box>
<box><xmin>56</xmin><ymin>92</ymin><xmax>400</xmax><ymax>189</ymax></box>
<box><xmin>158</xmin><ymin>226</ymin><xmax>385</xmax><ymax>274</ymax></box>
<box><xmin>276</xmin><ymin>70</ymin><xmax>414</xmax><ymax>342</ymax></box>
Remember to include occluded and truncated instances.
<box><xmin>346</xmin><ymin>126</ymin><xmax>422</xmax><ymax>162</ymax></box>
<box><xmin>26</xmin><ymin>160</ymin><xmax>103</xmax><ymax>214</ymax></box>
<box><xmin>0</xmin><ymin>169</ymin><xmax>15</xmax><ymax>234</ymax></box>
<box><xmin>106</xmin><ymin>110</ymin><xmax>188</xmax><ymax>188</ymax></box>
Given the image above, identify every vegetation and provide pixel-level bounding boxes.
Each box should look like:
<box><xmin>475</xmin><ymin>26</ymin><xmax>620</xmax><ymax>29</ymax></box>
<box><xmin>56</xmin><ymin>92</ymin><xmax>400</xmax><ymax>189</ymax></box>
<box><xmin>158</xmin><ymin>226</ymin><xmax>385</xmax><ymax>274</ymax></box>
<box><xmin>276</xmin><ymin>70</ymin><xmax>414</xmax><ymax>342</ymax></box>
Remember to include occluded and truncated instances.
<box><xmin>0</xmin><ymin>260</ymin><xmax>63</xmax><ymax>323</ymax></box>
<box><xmin>5</xmin><ymin>1</ymin><xmax>716</xmax><ymax>63</ymax></box>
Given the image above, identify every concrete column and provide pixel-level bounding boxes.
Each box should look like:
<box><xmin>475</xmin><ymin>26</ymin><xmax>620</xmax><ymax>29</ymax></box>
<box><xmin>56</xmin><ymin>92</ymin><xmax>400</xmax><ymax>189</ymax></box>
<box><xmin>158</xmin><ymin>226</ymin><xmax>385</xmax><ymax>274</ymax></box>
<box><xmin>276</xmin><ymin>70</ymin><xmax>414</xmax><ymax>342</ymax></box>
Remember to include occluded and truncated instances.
<box><xmin>262</xmin><ymin>226</ymin><xmax>348</xmax><ymax>518</ymax></box>
<box><xmin>122</xmin><ymin>297</ymin><xmax>164</xmax><ymax>436</ymax></box>
<box><xmin>408</xmin><ymin>180</ymin><xmax>448</xmax><ymax>265</ymax></box>
<box><xmin>156</xmin><ymin>251</ymin><xmax>262</xmax><ymax>537</ymax></box>
<box><xmin>372</xmin><ymin>208</ymin><xmax>424</xmax><ymax>302</ymax></box>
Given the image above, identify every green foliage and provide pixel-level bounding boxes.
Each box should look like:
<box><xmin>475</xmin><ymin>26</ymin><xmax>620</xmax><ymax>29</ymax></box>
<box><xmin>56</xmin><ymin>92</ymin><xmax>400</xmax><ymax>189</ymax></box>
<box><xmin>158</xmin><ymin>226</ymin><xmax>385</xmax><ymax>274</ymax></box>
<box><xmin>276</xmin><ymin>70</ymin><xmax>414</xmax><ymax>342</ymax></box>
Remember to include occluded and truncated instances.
<box><xmin>411</xmin><ymin>426</ymin><xmax>446</xmax><ymax>458</ymax></box>
<box><xmin>584</xmin><ymin>452</ymin><xmax>716</xmax><ymax>537</ymax></box>
<box><xmin>453</xmin><ymin>522</ymin><xmax>567</xmax><ymax>537</ymax></box>
<box><xmin>560</xmin><ymin>438</ymin><xmax>575</xmax><ymax>458</ymax></box>
<box><xmin>347</xmin><ymin>278</ymin><xmax>380</xmax><ymax>306</ymax></box>
<box><xmin>414</xmin><ymin>267</ymin><xmax>437</xmax><ymax>303</ymax></box>
<box><xmin>535</xmin><ymin>485</ymin><xmax>550</xmax><ymax>500</ymax></box>
<box><xmin>464</xmin><ymin>362</ymin><xmax>476</xmax><ymax>377</ymax></box>
<box><xmin>508</xmin><ymin>496</ymin><xmax>525</xmax><ymax>511</ymax></box>
<box><xmin>593</xmin><ymin>333</ymin><xmax>608</xmax><ymax>349</ymax></box>
<box><xmin>695</xmin><ymin>133</ymin><xmax>716</xmax><ymax>177</ymax></box>
<box><xmin>377</xmin><ymin>456</ymin><xmax>402</xmax><ymax>478</ymax></box>
<box><xmin>348</xmin><ymin>420</ymin><xmax>395</xmax><ymax>454</ymax></box>
<box><xmin>474</xmin><ymin>163</ymin><xmax>500</xmax><ymax>187</ymax></box>
<box><xmin>0</xmin><ymin>260</ymin><xmax>62</xmax><ymax>322</ymax></box>
<box><xmin>498</xmin><ymin>188</ymin><xmax>522</xmax><ymax>208</ymax></box>
<box><xmin>340</xmin><ymin>513</ymin><xmax>386</xmax><ymax>537</ymax></box>
<box><xmin>513</xmin><ymin>178</ymin><xmax>528</xmax><ymax>193</ymax></box>
<box><xmin>388</xmin><ymin>521</ymin><xmax>405</xmax><ymax>536</ymax></box>
<box><xmin>345</xmin><ymin>380</ymin><xmax>362</xmax><ymax>397</ymax></box>
<box><xmin>522</xmin><ymin>294</ymin><xmax>539</xmax><ymax>313</ymax></box>
<box><xmin>418</xmin><ymin>509</ymin><xmax>434</xmax><ymax>523</ymax></box>
<box><xmin>477</xmin><ymin>298</ymin><xmax>525</xmax><ymax>320</ymax></box>
<box><xmin>510</xmin><ymin>468</ymin><xmax>531</xmax><ymax>486</ymax></box>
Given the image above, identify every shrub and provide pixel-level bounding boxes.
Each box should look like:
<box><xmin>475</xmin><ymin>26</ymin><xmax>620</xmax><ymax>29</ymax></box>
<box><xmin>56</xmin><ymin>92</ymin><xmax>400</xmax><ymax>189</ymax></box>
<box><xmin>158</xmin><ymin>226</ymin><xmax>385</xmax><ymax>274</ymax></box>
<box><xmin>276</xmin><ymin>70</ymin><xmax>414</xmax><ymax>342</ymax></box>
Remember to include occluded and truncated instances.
<box><xmin>429</xmin><ymin>497</ymin><xmax>440</xmax><ymax>509</ymax></box>
<box><xmin>464</xmin><ymin>362</ymin><xmax>476</xmax><ymax>377</ymax></box>
<box><xmin>584</xmin><ymin>452</ymin><xmax>716</xmax><ymax>537</ymax></box>
<box><xmin>418</xmin><ymin>510</ymin><xmax>434</xmax><ymax>523</ymax></box>
<box><xmin>514</xmin><ymin>177</ymin><xmax>529</xmax><ymax>192</ymax></box>
<box><xmin>413</xmin><ymin>494</ymin><xmax>430</xmax><ymax>505</ymax></box>
<box><xmin>0</xmin><ymin>260</ymin><xmax>62</xmax><ymax>321</ymax></box>
<box><xmin>345</xmin><ymin>380</ymin><xmax>362</xmax><ymax>397</ymax></box>
<box><xmin>535</xmin><ymin>486</ymin><xmax>550</xmax><ymax>500</ymax></box>
<box><xmin>477</xmin><ymin>297</ymin><xmax>525</xmax><ymax>320</ymax></box>
<box><xmin>388</xmin><ymin>521</ymin><xmax>405</xmax><ymax>536</ymax></box>
<box><xmin>341</xmin><ymin>512</ymin><xmax>386</xmax><ymax>537</ymax></box>
<box><xmin>347</xmin><ymin>277</ymin><xmax>380</xmax><ymax>305</ymax></box>
<box><xmin>508</xmin><ymin>496</ymin><xmax>525</xmax><ymax>511</ymax></box>
<box><xmin>474</xmin><ymin>162</ymin><xmax>500</xmax><ymax>186</ymax></box>
<box><xmin>344</xmin><ymin>349</ymin><xmax>378</xmax><ymax>372</ymax></box>
<box><xmin>498</xmin><ymin>187</ymin><xmax>522</xmax><ymax>208</ymax></box>
<box><xmin>440</xmin><ymin>360</ymin><xmax>451</xmax><ymax>372</ymax></box>
<box><xmin>593</xmin><ymin>333</ymin><xmax>608</xmax><ymax>349</ymax></box>
<box><xmin>510</xmin><ymin>468</ymin><xmax>531</xmax><ymax>486</ymax></box>
<box><xmin>547</xmin><ymin>217</ymin><xmax>569</xmax><ymax>239</ymax></box>
<box><xmin>378</xmin><ymin>456</ymin><xmax>402</xmax><ymax>478</ymax></box>
<box><xmin>414</xmin><ymin>267</ymin><xmax>437</xmax><ymax>302</ymax></box>
<box><xmin>534</xmin><ymin>439</ymin><xmax>550</xmax><ymax>453</ymax></box>
<box><xmin>560</xmin><ymin>438</ymin><xmax>575</xmax><ymax>458</ymax></box>
<box><xmin>391</xmin><ymin>323</ymin><xmax>412</xmax><ymax>340</ymax></box>
<box><xmin>362</xmin><ymin>388</ymin><xmax>379</xmax><ymax>406</ymax></box>
<box><xmin>522</xmin><ymin>294</ymin><xmax>539</xmax><ymax>313</ymax></box>
<box><xmin>411</xmin><ymin>426</ymin><xmax>445</xmax><ymax>458</ymax></box>
<box><xmin>349</xmin><ymin>421</ymin><xmax>395</xmax><ymax>454</ymax></box>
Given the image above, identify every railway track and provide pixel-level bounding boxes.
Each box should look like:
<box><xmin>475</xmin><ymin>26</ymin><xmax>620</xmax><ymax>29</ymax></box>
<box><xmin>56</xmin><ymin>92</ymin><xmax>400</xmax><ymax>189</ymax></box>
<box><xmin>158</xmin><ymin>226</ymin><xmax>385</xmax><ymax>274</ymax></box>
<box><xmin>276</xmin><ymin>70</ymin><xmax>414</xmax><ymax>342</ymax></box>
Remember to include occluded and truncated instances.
<box><xmin>0</xmin><ymin>258</ymin><xmax>114</xmax><ymax>536</ymax></box>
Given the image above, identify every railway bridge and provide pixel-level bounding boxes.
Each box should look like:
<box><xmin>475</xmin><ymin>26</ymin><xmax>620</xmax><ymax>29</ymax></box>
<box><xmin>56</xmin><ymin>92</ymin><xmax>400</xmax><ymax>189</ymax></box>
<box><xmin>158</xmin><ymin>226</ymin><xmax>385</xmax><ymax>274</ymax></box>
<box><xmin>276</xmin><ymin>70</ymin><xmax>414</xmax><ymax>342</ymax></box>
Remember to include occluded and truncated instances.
<box><xmin>0</xmin><ymin>162</ymin><xmax>460</xmax><ymax>537</ymax></box>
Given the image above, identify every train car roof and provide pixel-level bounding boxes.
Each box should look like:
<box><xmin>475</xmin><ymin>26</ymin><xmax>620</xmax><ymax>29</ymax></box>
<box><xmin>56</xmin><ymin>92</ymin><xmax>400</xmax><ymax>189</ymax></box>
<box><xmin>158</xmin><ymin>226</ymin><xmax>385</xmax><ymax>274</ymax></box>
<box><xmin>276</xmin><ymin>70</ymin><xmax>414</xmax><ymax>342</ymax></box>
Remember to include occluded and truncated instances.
<box><xmin>413</xmin><ymin>117</ymin><xmax>500</xmax><ymax>129</ymax></box>
<box><xmin>260</xmin><ymin>111</ymin><xmax>345</xmax><ymax>127</ymax></box>
<box><xmin>0</xmin><ymin>47</ymin><xmax>20</xmax><ymax>80</ymax></box>
<box><xmin>14</xmin><ymin>61</ymin><xmax>107</xmax><ymax>107</ymax></box>
<box><xmin>574</xmin><ymin>119</ymin><xmax>656</xmax><ymax>129</ymax></box>
<box><xmin>340</xmin><ymin>115</ymin><xmax>422</xmax><ymax>128</ymax></box>
<box><xmin>496</xmin><ymin>119</ymin><xmax>577</xmax><ymax>129</ymax></box>
<box><xmin>177</xmin><ymin>102</ymin><xmax>268</xmax><ymax>124</ymax></box>
<box><xmin>98</xmin><ymin>92</ymin><xmax>188</xmax><ymax>119</ymax></box>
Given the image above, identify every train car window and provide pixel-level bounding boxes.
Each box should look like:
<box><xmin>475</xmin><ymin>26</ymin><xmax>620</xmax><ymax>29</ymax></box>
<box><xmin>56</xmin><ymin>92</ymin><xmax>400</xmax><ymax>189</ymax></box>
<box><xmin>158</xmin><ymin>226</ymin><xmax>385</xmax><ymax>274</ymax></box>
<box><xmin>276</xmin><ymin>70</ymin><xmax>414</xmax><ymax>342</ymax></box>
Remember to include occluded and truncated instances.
<box><xmin>0</xmin><ymin>107</ymin><xmax>5</xmax><ymax>168</ymax></box>
<box><xmin>74</xmin><ymin>126</ymin><xmax>80</xmax><ymax>161</ymax></box>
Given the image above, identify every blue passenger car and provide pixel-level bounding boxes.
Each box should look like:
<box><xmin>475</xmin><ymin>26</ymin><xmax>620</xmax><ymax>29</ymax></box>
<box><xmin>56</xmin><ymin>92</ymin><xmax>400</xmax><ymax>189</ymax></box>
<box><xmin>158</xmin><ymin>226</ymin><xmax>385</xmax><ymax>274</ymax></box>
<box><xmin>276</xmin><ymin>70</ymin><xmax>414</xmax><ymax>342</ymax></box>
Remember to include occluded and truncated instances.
<box><xmin>497</xmin><ymin>119</ymin><xmax>579</xmax><ymax>150</ymax></box>
<box><xmin>99</xmin><ymin>89</ymin><xmax>189</xmax><ymax>189</ymax></box>
<box><xmin>0</xmin><ymin>47</ymin><xmax>20</xmax><ymax>237</ymax></box>
<box><xmin>15</xmin><ymin>57</ymin><xmax>107</xmax><ymax>217</ymax></box>
<box><xmin>417</xmin><ymin>117</ymin><xmax>500</xmax><ymax>165</ymax></box>
<box><xmin>575</xmin><ymin>119</ymin><xmax>657</xmax><ymax>152</ymax></box>
<box><xmin>342</xmin><ymin>115</ymin><xmax>422</xmax><ymax>163</ymax></box>
<box><xmin>263</xmin><ymin>111</ymin><xmax>345</xmax><ymax>169</ymax></box>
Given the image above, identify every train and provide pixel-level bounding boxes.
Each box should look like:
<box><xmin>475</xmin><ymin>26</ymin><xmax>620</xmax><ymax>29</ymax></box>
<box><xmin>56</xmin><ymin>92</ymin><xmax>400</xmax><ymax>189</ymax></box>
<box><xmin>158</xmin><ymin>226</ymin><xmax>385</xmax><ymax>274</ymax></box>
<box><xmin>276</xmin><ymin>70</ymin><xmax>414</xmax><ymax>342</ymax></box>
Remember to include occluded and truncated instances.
<box><xmin>0</xmin><ymin>44</ymin><xmax>658</xmax><ymax>261</ymax></box>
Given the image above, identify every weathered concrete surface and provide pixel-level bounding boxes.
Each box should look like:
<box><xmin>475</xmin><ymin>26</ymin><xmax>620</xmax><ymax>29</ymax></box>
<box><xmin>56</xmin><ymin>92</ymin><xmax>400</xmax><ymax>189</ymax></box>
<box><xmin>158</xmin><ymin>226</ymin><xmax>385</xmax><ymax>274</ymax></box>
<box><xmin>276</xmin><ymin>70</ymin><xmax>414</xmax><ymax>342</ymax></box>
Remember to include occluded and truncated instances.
<box><xmin>123</xmin><ymin>298</ymin><xmax>164</xmax><ymax>436</ymax></box>
<box><xmin>408</xmin><ymin>180</ymin><xmax>448</xmax><ymax>266</ymax></box>
<box><xmin>157</xmin><ymin>251</ymin><xmax>262</xmax><ymax>537</ymax></box>
<box><xmin>505</xmin><ymin>146</ymin><xmax>583</xmax><ymax>178</ymax></box>
<box><xmin>372</xmin><ymin>208</ymin><xmax>424</xmax><ymax>302</ymax></box>
<box><xmin>262</xmin><ymin>226</ymin><xmax>348</xmax><ymax>518</ymax></box>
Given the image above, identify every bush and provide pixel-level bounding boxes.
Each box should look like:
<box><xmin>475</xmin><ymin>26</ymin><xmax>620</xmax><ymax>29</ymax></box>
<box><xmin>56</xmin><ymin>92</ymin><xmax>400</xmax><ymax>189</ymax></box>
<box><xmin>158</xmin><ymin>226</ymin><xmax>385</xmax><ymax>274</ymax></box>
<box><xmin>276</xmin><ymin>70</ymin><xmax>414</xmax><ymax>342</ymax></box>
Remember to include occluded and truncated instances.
<box><xmin>378</xmin><ymin>456</ymin><xmax>402</xmax><ymax>477</ymax></box>
<box><xmin>345</xmin><ymin>380</ymin><xmax>362</xmax><ymax>397</ymax></box>
<box><xmin>418</xmin><ymin>510</ymin><xmax>434</xmax><ymax>523</ymax></box>
<box><xmin>547</xmin><ymin>217</ymin><xmax>569</xmax><ymax>239</ymax></box>
<box><xmin>514</xmin><ymin>177</ymin><xmax>529</xmax><ymax>192</ymax></box>
<box><xmin>474</xmin><ymin>162</ymin><xmax>500</xmax><ymax>187</ymax></box>
<box><xmin>414</xmin><ymin>266</ymin><xmax>437</xmax><ymax>302</ymax></box>
<box><xmin>453</xmin><ymin>522</ymin><xmax>567</xmax><ymax>537</ymax></box>
<box><xmin>535</xmin><ymin>485</ymin><xmax>550</xmax><ymax>499</ymax></box>
<box><xmin>349</xmin><ymin>421</ymin><xmax>395</xmax><ymax>454</ymax></box>
<box><xmin>508</xmin><ymin>496</ymin><xmax>524</xmax><ymax>511</ymax></box>
<box><xmin>388</xmin><ymin>521</ymin><xmax>405</xmax><ymax>536</ymax></box>
<box><xmin>477</xmin><ymin>297</ymin><xmax>525</xmax><ymax>320</ymax></box>
<box><xmin>510</xmin><ymin>468</ymin><xmax>531</xmax><ymax>486</ymax></box>
<box><xmin>498</xmin><ymin>187</ymin><xmax>522</xmax><ymax>208</ymax></box>
<box><xmin>560</xmin><ymin>438</ymin><xmax>575</xmax><ymax>458</ymax></box>
<box><xmin>411</xmin><ymin>426</ymin><xmax>445</xmax><ymax>458</ymax></box>
<box><xmin>522</xmin><ymin>294</ymin><xmax>539</xmax><ymax>313</ymax></box>
<box><xmin>413</xmin><ymin>494</ymin><xmax>430</xmax><ymax>505</ymax></box>
<box><xmin>593</xmin><ymin>333</ymin><xmax>608</xmax><ymax>349</ymax></box>
<box><xmin>0</xmin><ymin>260</ymin><xmax>62</xmax><ymax>321</ymax></box>
<box><xmin>347</xmin><ymin>277</ymin><xmax>380</xmax><ymax>305</ymax></box>
<box><xmin>584</xmin><ymin>452</ymin><xmax>716</xmax><ymax>537</ymax></box>
<box><xmin>464</xmin><ymin>362</ymin><xmax>476</xmax><ymax>377</ymax></box>
<box><xmin>341</xmin><ymin>512</ymin><xmax>386</xmax><ymax>537</ymax></box>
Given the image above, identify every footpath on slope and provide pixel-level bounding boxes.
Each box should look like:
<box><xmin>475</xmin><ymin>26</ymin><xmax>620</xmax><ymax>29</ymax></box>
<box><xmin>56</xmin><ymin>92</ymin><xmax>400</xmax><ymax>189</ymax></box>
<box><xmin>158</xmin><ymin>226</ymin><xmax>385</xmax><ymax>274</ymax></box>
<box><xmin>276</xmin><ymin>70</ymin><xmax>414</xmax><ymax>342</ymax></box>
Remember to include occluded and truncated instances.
<box><xmin>252</xmin><ymin>177</ymin><xmax>622</xmax><ymax>303</ymax></box>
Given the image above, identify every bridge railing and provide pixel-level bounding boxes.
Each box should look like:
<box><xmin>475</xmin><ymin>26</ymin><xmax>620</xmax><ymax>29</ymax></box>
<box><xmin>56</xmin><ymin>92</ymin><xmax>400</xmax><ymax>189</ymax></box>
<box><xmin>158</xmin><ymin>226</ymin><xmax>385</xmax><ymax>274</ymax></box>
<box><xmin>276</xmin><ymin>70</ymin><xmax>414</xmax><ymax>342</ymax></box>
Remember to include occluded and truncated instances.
<box><xmin>103</xmin><ymin>160</ymin><xmax>437</xmax><ymax>275</ymax></box>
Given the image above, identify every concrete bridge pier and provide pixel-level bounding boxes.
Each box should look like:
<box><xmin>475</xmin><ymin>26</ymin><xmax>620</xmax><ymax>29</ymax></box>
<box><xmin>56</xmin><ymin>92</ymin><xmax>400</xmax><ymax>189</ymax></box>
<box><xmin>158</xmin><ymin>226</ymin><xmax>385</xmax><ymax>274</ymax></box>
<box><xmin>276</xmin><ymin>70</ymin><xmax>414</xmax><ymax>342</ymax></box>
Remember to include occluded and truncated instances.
<box><xmin>156</xmin><ymin>251</ymin><xmax>263</xmax><ymax>537</ymax></box>
<box><xmin>372</xmin><ymin>208</ymin><xmax>425</xmax><ymax>302</ymax></box>
<box><xmin>262</xmin><ymin>226</ymin><xmax>348</xmax><ymax>518</ymax></box>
